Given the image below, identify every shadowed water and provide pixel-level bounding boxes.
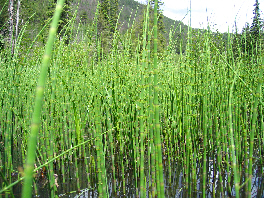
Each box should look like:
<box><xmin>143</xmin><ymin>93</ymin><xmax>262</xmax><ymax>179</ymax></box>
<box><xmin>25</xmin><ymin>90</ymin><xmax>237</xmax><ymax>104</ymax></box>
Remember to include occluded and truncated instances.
<box><xmin>3</xmin><ymin>150</ymin><xmax>264</xmax><ymax>198</ymax></box>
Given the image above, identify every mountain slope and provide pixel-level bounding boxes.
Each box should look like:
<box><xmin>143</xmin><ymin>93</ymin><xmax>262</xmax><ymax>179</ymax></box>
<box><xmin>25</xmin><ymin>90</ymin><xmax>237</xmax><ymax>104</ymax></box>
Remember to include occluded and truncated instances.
<box><xmin>76</xmin><ymin>0</ymin><xmax>190</xmax><ymax>40</ymax></box>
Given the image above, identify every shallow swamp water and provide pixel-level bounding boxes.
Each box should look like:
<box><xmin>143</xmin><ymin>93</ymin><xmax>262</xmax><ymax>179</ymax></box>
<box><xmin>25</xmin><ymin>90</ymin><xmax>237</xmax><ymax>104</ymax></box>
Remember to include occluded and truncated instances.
<box><xmin>4</xmin><ymin>148</ymin><xmax>264</xmax><ymax>198</ymax></box>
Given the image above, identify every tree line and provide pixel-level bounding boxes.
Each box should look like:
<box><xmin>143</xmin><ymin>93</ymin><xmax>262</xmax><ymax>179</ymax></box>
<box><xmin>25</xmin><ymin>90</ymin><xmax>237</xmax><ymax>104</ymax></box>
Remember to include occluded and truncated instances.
<box><xmin>0</xmin><ymin>0</ymin><xmax>263</xmax><ymax>58</ymax></box>
<box><xmin>238</xmin><ymin>0</ymin><xmax>263</xmax><ymax>58</ymax></box>
<box><xmin>0</xmin><ymin>0</ymin><xmax>73</xmax><ymax>52</ymax></box>
<box><xmin>0</xmin><ymin>0</ymin><xmax>184</xmax><ymax>55</ymax></box>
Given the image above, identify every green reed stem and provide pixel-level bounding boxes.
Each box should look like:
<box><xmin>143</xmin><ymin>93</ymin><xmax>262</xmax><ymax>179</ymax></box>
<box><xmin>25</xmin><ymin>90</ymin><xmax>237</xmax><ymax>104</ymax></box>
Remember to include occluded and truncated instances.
<box><xmin>95</xmin><ymin>95</ymin><xmax>108</xmax><ymax>198</ymax></box>
<box><xmin>202</xmin><ymin>35</ymin><xmax>209</xmax><ymax>198</ymax></box>
<box><xmin>1</xmin><ymin>126</ymin><xmax>111</xmax><ymax>195</ymax></box>
<box><xmin>228</xmin><ymin>70</ymin><xmax>240</xmax><ymax>198</ymax></box>
<box><xmin>21</xmin><ymin>1</ymin><xmax>65</xmax><ymax>197</ymax></box>
<box><xmin>139</xmin><ymin>2</ymin><xmax>150</xmax><ymax>197</ymax></box>
<box><xmin>248</xmin><ymin>65</ymin><xmax>263</xmax><ymax>197</ymax></box>
<box><xmin>148</xmin><ymin>22</ymin><xmax>156</xmax><ymax>197</ymax></box>
<box><xmin>153</xmin><ymin>0</ymin><xmax>165</xmax><ymax>197</ymax></box>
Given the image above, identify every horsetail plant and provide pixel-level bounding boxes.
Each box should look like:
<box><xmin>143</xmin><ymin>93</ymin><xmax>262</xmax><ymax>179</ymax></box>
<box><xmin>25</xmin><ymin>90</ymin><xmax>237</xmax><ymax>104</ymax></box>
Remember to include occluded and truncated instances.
<box><xmin>139</xmin><ymin>1</ymin><xmax>151</xmax><ymax>197</ymax></box>
<box><xmin>153</xmin><ymin>0</ymin><xmax>165</xmax><ymax>197</ymax></box>
<box><xmin>1</xmin><ymin>0</ymin><xmax>264</xmax><ymax>197</ymax></box>
<box><xmin>229</xmin><ymin>68</ymin><xmax>241</xmax><ymax>198</ymax></box>
<box><xmin>248</xmin><ymin>64</ymin><xmax>263</xmax><ymax>197</ymax></box>
<box><xmin>21</xmin><ymin>0</ymin><xmax>65</xmax><ymax>197</ymax></box>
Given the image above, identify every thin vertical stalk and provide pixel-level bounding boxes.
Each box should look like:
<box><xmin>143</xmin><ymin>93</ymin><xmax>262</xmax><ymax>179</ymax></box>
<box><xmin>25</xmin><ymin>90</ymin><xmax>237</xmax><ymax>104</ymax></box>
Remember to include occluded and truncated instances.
<box><xmin>153</xmin><ymin>0</ymin><xmax>165</xmax><ymax>197</ymax></box>
<box><xmin>94</xmin><ymin>95</ymin><xmax>107</xmax><ymax>198</ymax></box>
<box><xmin>202</xmin><ymin>34</ymin><xmax>209</xmax><ymax>198</ymax></box>
<box><xmin>248</xmin><ymin>66</ymin><xmax>263</xmax><ymax>197</ymax></box>
<box><xmin>229</xmin><ymin>71</ymin><xmax>240</xmax><ymax>198</ymax></box>
<box><xmin>148</xmin><ymin>20</ymin><xmax>156</xmax><ymax>197</ymax></box>
<box><xmin>139</xmin><ymin>2</ymin><xmax>150</xmax><ymax>197</ymax></box>
<box><xmin>21</xmin><ymin>0</ymin><xmax>65</xmax><ymax>197</ymax></box>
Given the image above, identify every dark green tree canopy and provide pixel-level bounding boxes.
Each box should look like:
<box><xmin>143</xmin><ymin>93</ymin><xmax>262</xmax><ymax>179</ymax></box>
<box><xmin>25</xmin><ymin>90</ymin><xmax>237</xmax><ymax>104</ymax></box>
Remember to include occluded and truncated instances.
<box><xmin>47</xmin><ymin>0</ymin><xmax>73</xmax><ymax>36</ymax></box>
<box><xmin>241</xmin><ymin>0</ymin><xmax>263</xmax><ymax>56</ymax></box>
<box><xmin>98</xmin><ymin>0</ymin><xmax>119</xmax><ymax>33</ymax></box>
<box><xmin>97</xmin><ymin>0</ymin><xmax>119</xmax><ymax>52</ymax></box>
<box><xmin>250</xmin><ymin>0</ymin><xmax>263</xmax><ymax>40</ymax></box>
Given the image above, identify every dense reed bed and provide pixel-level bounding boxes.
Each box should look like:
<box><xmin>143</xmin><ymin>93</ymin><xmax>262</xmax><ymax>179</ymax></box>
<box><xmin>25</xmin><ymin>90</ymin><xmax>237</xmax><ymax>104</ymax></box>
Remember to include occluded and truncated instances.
<box><xmin>0</xmin><ymin>0</ymin><xmax>264</xmax><ymax>197</ymax></box>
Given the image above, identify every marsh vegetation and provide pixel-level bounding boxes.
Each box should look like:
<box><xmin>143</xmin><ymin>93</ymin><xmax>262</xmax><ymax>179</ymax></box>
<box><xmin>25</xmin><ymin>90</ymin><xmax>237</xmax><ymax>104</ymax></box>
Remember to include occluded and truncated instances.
<box><xmin>0</xmin><ymin>0</ymin><xmax>264</xmax><ymax>197</ymax></box>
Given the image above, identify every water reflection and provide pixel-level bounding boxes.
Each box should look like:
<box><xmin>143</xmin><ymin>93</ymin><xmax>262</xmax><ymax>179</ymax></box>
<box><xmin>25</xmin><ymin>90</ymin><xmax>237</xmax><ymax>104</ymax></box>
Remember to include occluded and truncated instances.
<box><xmin>3</xmin><ymin>155</ymin><xmax>264</xmax><ymax>197</ymax></box>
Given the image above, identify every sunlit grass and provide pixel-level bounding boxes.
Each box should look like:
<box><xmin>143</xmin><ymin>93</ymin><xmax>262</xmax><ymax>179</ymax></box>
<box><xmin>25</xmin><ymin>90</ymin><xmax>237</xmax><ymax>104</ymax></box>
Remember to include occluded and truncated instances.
<box><xmin>0</xmin><ymin>0</ymin><xmax>263</xmax><ymax>197</ymax></box>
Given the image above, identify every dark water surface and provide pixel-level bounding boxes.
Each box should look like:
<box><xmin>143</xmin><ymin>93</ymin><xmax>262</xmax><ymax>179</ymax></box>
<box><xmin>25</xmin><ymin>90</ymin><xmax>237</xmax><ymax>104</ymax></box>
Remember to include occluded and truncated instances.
<box><xmin>5</xmin><ymin>153</ymin><xmax>264</xmax><ymax>198</ymax></box>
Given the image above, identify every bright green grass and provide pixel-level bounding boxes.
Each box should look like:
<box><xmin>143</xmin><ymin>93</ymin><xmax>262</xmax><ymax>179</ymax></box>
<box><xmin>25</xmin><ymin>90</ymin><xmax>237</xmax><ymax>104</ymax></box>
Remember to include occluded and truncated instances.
<box><xmin>0</xmin><ymin>0</ymin><xmax>263</xmax><ymax>197</ymax></box>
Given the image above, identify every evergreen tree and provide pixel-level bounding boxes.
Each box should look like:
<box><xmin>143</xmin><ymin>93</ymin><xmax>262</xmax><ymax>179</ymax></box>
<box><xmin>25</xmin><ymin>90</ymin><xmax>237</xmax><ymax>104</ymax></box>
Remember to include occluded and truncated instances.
<box><xmin>109</xmin><ymin>0</ymin><xmax>118</xmax><ymax>33</ymax></box>
<box><xmin>18</xmin><ymin>0</ymin><xmax>48</xmax><ymax>46</ymax></box>
<box><xmin>97</xmin><ymin>0</ymin><xmax>110</xmax><ymax>34</ymax></box>
<box><xmin>0</xmin><ymin>0</ymin><xmax>9</xmax><ymax>50</ymax></box>
<box><xmin>250</xmin><ymin>0</ymin><xmax>262</xmax><ymax>44</ymax></box>
<box><xmin>97</xmin><ymin>0</ymin><xmax>119</xmax><ymax>53</ymax></box>
<box><xmin>242</xmin><ymin>0</ymin><xmax>263</xmax><ymax>56</ymax></box>
<box><xmin>47</xmin><ymin>0</ymin><xmax>73</xmax><ymax>43</ymax></box>
<box><xmin>0</xmin><ymin>0</ymin><xmax>9</xmax><ymax>32</ymax></box>
<box><xmin>98</xmin><ymin>0</ymin><xmax>118</xmax><ymax>33</ymax></box>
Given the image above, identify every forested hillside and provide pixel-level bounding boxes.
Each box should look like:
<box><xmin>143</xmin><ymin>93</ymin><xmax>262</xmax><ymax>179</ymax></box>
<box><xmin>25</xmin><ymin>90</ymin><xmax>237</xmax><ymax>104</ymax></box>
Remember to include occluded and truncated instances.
<box><xmin>71</xmin><ymin>0</ymin><xmax>189</xmax><ymax>37</ymax></box>
<box><xmin>68</xmin><ymin>0</ymin><xmax>191</xmax><ymax>52</ymax></box>
<box><xmin>0</xmin><ymin>0</ymin><xmax>192</xmax><ymax>53</ymax></box>
<box><xmin>0</xmin><ymin>0</ymin><xmax>261</xmax><ymax>55</ymax></box>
